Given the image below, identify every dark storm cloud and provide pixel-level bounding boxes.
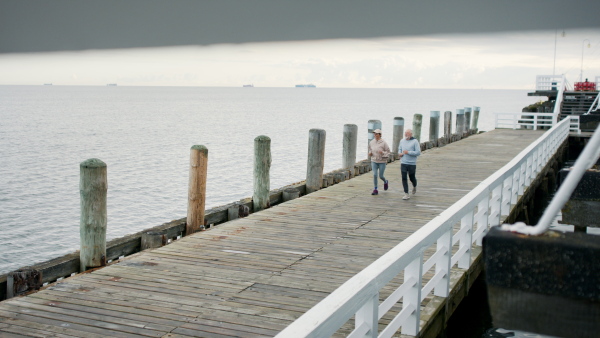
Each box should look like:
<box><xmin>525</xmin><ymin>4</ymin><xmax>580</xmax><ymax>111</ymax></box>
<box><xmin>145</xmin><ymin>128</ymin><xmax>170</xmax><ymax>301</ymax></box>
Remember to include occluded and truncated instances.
<box><xmin>1</xmin><ymin>0</ymin><xmax>599</xmax><ymax>54</ymax></box>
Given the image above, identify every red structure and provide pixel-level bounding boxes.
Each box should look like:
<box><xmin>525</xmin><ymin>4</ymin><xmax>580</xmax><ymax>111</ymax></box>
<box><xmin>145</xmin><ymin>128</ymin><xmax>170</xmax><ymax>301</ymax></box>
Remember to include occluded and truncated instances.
<box><xmin>574</xmin><ymin>81</ymin><xmax>597</xmax><ymax>91</ymax></box>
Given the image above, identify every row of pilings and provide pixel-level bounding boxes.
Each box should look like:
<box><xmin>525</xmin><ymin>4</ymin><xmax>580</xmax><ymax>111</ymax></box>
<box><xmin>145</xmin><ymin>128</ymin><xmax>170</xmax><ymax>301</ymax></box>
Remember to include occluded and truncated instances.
<box><xmin>1</xmin><ymin>107</ymin><xmax>481</xmax><ymax>300</ymax></box>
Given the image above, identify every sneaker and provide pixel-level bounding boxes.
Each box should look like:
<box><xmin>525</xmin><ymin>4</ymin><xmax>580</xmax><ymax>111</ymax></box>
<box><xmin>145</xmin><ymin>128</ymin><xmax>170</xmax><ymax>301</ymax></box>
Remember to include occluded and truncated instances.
<box><xmin>402</xmin><ymin>193</ymin><xmax>410</xmax><ymax>200</ymax></box>
<box><xmin>384</xmin><ymin>180</ymin><xmax>389</xmax><ymax>191</ymax></box>
<box><xmin>372</xmin><ymin>189</ymin><xmax>378</xmax><ymax>195</ymax></box>
<box><xmin>412</xmin><ymin>186</ymin><xmax>417</xmax><ymax>195</ymax></box>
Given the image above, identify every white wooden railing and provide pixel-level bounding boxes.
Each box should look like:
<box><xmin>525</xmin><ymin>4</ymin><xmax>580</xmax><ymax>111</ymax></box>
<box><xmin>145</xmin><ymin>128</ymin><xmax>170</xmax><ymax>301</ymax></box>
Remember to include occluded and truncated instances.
<box><xmin>535</xmin><ymin>75</ymin><xmax>564</xmax><ymax>91</ymax></box>
<box><xmin>275</xmin><ymin>118</ymin><xmax>572</xmax><ymax>338</ymax></box>
<box><xmin>494</xmin><ymin>112</ymin><xmax>580</xmax><ymax>133</ymax></box>
<box><xmin>494</xmin><ymin>75</ymin><xmax>581</xmax><ymax>131</ymax></box>
<box><xmin>503</xmin><ymin>123</ymin><xmax>600</xmax><ymax>235</ymax></box>
<box><xmin>494</xmin><ymin>112</ymin><xmax>555</xmax><ymax>130</ymax></box>
<box><xmin>494</xmin><ymin>75</ymin><xmax>571</xmax><ymax>131</ymax></box>
<box><xmin>569</xmin><ymin>115</ymin><xmax>581</xmax><ymax>133</ymax></box>
<box><xmin>535</xmin><ymin>74</ymin><xmax>566</xmax><ymax>121</ymax></box>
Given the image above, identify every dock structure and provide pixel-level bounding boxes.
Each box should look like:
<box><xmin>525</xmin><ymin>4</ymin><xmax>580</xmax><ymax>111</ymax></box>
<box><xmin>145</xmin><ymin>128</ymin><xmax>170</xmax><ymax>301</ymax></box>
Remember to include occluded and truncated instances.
<box><xmin>0</xmin><ymin>129</ymin><xmax>547</xmax><ymax>337</ymax></box>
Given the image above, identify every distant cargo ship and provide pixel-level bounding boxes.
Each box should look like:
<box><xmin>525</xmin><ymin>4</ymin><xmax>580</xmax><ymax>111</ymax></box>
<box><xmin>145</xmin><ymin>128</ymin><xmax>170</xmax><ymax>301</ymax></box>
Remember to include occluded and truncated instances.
<box><xmin>43</xmin><ymin>83</ymin><xmax>53</xmax><ymax>86</ymax></box>
<box><xmin>295</xmin><ymin>84</ymin><xmax>316</xmax><ymax>88</ymax></box>
<box><xmin>107</xmin><ymin>83</ymin><xmax>117</xmax><ymax>86</ymax></box>
<box><xmin>243</xmin><ymin>84</ymin><xmax>254</xmax><ymax>87</ymax></box>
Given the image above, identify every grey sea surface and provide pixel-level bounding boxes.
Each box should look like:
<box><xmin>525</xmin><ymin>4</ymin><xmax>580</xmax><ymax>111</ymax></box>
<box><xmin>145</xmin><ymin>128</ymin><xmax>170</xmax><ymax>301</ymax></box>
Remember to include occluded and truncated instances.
<box><xmin>0</xmin><ymin>85</ymin><xmax>540</xmax><ymax>275</ymax></box>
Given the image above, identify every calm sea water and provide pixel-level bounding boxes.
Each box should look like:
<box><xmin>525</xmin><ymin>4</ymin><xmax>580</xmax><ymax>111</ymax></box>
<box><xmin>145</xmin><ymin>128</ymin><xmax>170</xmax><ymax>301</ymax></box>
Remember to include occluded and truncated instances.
<box><xmin>0</xmin><ymin>85</ymin><xmax>539</xmax><ymax>275</ymax></box>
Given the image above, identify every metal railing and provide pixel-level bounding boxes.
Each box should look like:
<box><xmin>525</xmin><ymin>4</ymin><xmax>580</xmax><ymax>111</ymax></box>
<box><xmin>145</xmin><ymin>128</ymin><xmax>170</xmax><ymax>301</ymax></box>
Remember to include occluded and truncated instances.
<box><xmin>276</xmin><ymin>118</ymin><xmax>572</xmax><ymax>338</ymax></box>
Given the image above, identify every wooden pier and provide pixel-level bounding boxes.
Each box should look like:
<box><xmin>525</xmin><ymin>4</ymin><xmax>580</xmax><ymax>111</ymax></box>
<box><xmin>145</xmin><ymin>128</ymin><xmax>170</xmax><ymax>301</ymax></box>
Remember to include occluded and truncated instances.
<box><xmin>0</xmin><ymin>129</ymin><xmax>546</xmax><ymax>338</ymax></box>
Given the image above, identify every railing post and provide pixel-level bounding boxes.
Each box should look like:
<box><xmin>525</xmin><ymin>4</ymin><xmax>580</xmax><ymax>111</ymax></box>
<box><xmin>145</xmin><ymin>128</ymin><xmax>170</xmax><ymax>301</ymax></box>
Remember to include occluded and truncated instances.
<box><xmin>538</xmin><ymin>144</ymin><xmax>545</xmax><ymax>171</ymax></box>
<box><xmin>435</xmin><ymin>229</ymin><xmax>451</xmax><ymax>297</ymax></box>
<box><xmin>368</xmin><ymin>120</ymin><xmax>382</xmax><ymax>161</ymax></box>
<box><xmin>355</xmin><ymin>293</ymin><xmax>379</xmax><ymax>338</ymax></box>
<box><xmin>429</xmin><ymin>111</ymin><xmax>440</xmax><ymax>145</ymax></box>
<box><xmin>501</xmin><ymin>176</ymin><xmax>512</xmax><ymax>216</ymax></box>
<box><xmin>253</xmin><ymin>135</ymin><xmax>271</xmax><ymax>212</ymax></box>
<box><xmin>343</xmin><ymin>124</ymin><xmax>358</xmax><ymax>169</ymax></box>
<box><xmin>413</xmin><ymin>114</ymin><xmax>423</xmax><ymax>143</ymax></box>
<box><xmin>79</xmin><ymin>158</ymin><xmax>107</xmax><ymax>272</ymax></box>
<box><xmin>489</xmin><ymin>185</ymin><xmax>502</xmax><ymax>227</ymax></box>
<box><xmin>402</xmin><ymin>256</ymin><xmax>423</xmax><ymax>335</ymax></box>
<box><xmin>518</xmin><ymin>161</ymin><xmax>527</xmax><ymax>196</ymax></box>
<box><xmin>306</xmin><ymin>129</ymin><xmax>326</xmax><ymax>194</ymax></box>
<box><xmin>511</xmin><ymin>169</ymin><xmax>520</xmax><ymax>205</ymax></box>
<box><xmin>547</xmin><ymin>137</ymin><xmax>552</xmax><ymax>163</ymax></box>
<box><xmin>475</xmin><ymin>197</ymin><xmax>489</xmax><ymax>246</ymax></box>
<box><xmin>458</xmin><ymin>211</ymin><xmax>474</xmax><ymax>268</ymax></box>
<box><xmin>541</xmin><ymin>139</ymin><xmax>548</xmax><ymax>165</ymax></box>
<box><xmin>532</xmin><ymin>149</ymin><xmax>540</xmax><ymax>177</ymax></box>
<box><xmin>393</xmin><ymin>117</ymin><xmax>404</xmax><ymax>156</ymax></box>
<box><xmin>187</xmin><ymin>145</ymin><xmax>208</xmax><ymax>234</ymax></box>
<box><xmin>525</xmin><ymin>156</ymin><xmax>533</xmax><ymax>187</ymax></box>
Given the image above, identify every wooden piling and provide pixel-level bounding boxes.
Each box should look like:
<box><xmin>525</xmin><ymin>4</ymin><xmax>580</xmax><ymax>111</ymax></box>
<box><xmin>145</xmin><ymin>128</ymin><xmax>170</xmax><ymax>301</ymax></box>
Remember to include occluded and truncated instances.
<box><xmin>187</xmin><ymin>145</ymin><xmax>208</xmax><ymax>235</ymax></box>
<box><xmin>472</xmin><ymin>106</ymin><xmax>480</xmax><ymax>131</ymax></box>
<box><xmin>444</xmin><ymin>111</ymin><xmax>452</xmax><ymax>140</ymax></box>
<box><xmin>253</xmin><ymin>135</ymin><xmax>271</xmax><ymax>212</ymax></box>
<box><xmin>464</xmin><ymin>107</ymin><xmax>472</xmax><ymax>133</ymax></box>
<box><xmin>429</xmin><ymin>111</ymin><xmax>440</xmax><ymax>146</ymax></box>
<box><xmin>306</xmin><ymin>129</ymin><xmax>326</xmax><ymax>194</ymax></box>
<box><xmin>412</xmin><ymin>114</ymin><xmax>423</xmax><ymax>142</ymax></box>
<box><xmin>79</xmin><ymin>158</ymin><xmax>107</xmax><ymax>272</ymax></box>
<box><xmin>367</xmin><ymin>120</ymin><xmax>381</xmax><ymax>161</ymax></box>
<box><xmin>343</xmin><ymin>124</ymin><xmax>358</xmax><ymax>170</ymax></box>
<box><xmin>456</xmin><ymin>109</ymin><xmax>465</xmax><ymax>135</ymax></box>
<box><xmin>393</xmin><ymin>117</ymin><xmax>404</xmax><ymax>155</ymax></box>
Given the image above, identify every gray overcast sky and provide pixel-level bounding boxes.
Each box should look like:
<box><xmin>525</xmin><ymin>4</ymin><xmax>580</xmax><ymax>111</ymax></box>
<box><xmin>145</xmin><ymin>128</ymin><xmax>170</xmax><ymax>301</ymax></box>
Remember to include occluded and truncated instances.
<box><xmin>1</xmin><ymin>28</ymin><xmax>599</xmax><ymax>89</ymax></box>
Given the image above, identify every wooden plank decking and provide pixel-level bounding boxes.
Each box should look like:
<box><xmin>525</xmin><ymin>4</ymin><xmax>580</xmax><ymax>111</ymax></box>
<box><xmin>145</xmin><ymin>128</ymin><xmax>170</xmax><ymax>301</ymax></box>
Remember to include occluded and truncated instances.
<box><xmin>0</xmin><ymin>129</ymin><xmax>546</xmax><ymax>338</ymax></box>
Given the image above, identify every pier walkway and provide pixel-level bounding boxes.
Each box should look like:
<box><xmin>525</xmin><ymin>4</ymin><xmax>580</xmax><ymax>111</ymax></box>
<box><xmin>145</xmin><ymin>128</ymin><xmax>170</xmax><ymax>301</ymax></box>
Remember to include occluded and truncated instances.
<box><xmin>0</xmin><ymin>129</ymin><xmax>546</xmax><ymax>338</ymax></box>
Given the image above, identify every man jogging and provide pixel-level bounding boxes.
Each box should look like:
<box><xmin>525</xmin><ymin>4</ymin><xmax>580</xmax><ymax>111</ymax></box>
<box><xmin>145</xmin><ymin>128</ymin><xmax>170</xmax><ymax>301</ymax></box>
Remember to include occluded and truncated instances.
<box><xmin>398</xmin><ymin>129</ymin><xmax>421</xmax><ymax>200</ymax></box>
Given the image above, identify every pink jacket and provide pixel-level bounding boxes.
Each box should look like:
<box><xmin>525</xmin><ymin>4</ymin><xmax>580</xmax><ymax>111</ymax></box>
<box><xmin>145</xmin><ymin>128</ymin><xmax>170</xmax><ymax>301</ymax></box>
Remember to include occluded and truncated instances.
<box><xmin>368</xmin><ymin>138</ymin><xmax>390</xmax><ymax>163</ymax></box>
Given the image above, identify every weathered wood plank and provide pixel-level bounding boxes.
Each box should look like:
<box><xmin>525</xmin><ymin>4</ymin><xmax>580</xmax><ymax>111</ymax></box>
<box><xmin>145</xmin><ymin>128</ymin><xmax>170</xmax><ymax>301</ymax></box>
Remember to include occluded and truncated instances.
<box><xmin>0</xmin><ymin>308</ymin><xmax>150</xmax><ymax>338</ymax></box>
